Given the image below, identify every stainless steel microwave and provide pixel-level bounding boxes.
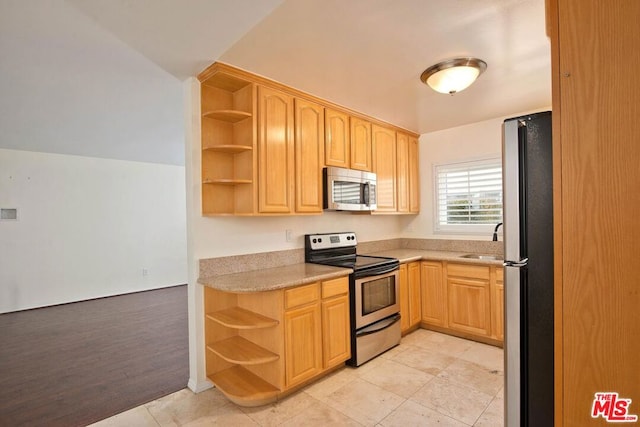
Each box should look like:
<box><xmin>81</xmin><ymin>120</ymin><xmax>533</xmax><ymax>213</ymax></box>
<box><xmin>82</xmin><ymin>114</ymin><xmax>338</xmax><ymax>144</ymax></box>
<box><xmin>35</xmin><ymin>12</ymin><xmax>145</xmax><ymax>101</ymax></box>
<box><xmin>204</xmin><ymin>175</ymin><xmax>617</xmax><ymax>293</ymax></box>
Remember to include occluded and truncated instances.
<box><xmin>323</xmin><ymin>166</ymin><xmax>377</xmax><ymax>211</ymax></box>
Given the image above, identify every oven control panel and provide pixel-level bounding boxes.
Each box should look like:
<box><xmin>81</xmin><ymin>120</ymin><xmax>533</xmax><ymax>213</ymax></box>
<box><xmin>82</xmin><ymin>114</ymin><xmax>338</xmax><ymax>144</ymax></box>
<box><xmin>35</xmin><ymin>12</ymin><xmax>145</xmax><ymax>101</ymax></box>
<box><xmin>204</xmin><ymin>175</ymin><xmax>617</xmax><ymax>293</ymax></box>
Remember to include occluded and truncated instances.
<box><xmin>305</xmin><ymin>232</ymin><xmax>357</xmax><ymax>250</ymax></box>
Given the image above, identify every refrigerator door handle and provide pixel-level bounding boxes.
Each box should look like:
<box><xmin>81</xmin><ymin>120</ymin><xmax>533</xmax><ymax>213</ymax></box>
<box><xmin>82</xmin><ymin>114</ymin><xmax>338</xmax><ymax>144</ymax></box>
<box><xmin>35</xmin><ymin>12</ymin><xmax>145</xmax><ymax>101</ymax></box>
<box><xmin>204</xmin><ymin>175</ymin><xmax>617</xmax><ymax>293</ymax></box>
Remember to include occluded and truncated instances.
<box><xmin>504</xmin><ymin>258</ymin><xmax>528</xmax><ymax>268</ymax></box>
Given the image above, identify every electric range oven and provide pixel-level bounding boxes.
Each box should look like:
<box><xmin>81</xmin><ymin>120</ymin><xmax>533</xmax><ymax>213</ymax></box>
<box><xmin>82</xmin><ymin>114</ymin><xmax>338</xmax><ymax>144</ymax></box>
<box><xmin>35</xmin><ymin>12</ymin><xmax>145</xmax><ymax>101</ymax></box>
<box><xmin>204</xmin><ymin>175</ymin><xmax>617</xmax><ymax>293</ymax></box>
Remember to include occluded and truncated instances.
<box><xmin>305</xmin><ymin>232</ymin><xmax>401</xmax><ymax>366</ymax></box>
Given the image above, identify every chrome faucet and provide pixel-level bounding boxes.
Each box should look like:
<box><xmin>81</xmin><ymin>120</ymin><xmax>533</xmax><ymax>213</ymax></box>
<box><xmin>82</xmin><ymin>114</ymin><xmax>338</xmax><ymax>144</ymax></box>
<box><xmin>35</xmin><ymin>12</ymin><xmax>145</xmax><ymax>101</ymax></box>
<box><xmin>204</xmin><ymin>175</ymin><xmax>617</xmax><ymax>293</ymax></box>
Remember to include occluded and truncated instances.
<box><xmin>492</xmin><ymin>222</ymin><xmax>503</xmax><ymax>241</ymax></box>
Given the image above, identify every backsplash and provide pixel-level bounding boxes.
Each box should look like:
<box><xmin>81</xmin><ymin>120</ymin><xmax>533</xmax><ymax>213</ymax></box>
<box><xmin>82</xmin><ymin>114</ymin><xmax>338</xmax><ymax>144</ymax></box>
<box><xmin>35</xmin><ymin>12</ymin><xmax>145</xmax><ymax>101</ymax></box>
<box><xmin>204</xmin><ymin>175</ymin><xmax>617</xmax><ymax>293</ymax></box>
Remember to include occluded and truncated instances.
<box><xmin>199</xmin><ymin>238</ymin><xmax>503</xmax><ymax>278</ymax></box>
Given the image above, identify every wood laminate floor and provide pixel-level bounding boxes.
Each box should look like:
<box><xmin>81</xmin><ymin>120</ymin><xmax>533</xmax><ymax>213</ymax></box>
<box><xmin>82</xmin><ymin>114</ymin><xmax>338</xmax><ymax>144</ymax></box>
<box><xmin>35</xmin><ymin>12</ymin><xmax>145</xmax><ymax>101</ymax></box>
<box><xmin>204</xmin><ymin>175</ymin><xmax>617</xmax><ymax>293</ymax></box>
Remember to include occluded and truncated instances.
<box><xmin>0</xmin><ymin>285</ymin><xmax>188</xmax><ymax>427</ymax></box>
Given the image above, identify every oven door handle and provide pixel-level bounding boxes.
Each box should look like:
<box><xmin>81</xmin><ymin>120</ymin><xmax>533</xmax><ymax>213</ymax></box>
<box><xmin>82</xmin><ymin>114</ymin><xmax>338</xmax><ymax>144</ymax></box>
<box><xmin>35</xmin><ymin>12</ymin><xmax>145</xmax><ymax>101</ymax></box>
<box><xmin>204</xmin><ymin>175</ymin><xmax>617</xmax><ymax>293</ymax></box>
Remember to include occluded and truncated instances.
<box><xmin>355</xmin><ymin>314</ymin><xmax>401</xmax><ymax>337</ymax></box>
<box><xmin>357</xmin><ymin>263</ymin><xmax>399</xmax><ymax>278</ymax></box>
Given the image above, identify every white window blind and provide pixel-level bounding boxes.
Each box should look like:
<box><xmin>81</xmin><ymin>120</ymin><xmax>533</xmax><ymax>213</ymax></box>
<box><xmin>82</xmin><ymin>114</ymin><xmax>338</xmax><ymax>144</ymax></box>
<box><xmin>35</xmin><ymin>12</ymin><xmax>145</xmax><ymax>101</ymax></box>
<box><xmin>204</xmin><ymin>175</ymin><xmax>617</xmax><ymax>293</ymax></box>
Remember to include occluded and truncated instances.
<box><xmin>434</xmin><ymin>158</ymin><xmax>503</xmax><ymax>233</ymax></box>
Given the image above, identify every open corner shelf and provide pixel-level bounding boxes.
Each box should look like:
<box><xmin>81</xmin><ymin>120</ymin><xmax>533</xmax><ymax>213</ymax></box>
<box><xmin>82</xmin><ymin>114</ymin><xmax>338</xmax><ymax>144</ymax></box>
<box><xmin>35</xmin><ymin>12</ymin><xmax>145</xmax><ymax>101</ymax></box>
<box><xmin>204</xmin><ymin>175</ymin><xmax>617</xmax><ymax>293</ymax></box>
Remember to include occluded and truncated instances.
<box><xmin>203</xmin><ymin>110</ymin><xmax>252</xmax><ymax>123</ymax></box>
<box><xmin>202</xmin><ymin>179</ymin><xmax>252</xmax><ymax>185</ymax></box>
<box><xmin>203</xmin><ymin>144</ymin><xmax>253</xmax><ymax>153</ymax></box>
<box><xmin>207</xmin><ymin>336</ymin><xmax>279</xmax><ymax>365</ymax></box>
<box><xmin>207</xmin><ymin>307</ymin><xmax>278</xmax><ymax>329</ymax></box>
<box><xmin>209</xmin><ymin>366</ymin><xmax>279</xmax><ymax>407</ymax></box>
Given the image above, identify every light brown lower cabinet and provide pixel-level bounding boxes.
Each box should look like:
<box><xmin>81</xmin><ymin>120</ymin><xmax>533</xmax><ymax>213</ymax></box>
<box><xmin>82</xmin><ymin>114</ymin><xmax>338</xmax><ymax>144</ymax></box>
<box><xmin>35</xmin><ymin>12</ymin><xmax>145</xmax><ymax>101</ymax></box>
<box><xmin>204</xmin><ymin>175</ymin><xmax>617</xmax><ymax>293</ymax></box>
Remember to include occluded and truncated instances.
<box><xmin>203</xmin><ymin>276</ymin><xmax>350</xmax><ymax>407</ymax></box>
<box><xmin>400</xmin><ymin>262</ymin><xmax>422</xmax><ymax>334</ymax></box>
<box><xmin>420</xmin><ymin>261</ymin><xmax>447</xmax><ymax>327</ymax></box>
<box><xmin>420</xmin><ymin>261</ymin><xmax>504</xmax><ymax>346</ymax></box>
<box><xmin>447</xmin><ymin>264</ymin><xmax>492</xmax><ymax>337</ymax></box>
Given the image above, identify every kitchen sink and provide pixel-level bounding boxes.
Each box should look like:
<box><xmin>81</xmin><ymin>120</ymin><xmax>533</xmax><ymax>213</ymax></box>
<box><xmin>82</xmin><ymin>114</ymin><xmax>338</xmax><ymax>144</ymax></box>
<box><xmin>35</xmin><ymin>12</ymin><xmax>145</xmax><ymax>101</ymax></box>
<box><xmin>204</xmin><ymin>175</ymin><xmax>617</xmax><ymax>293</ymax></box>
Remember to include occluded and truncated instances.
<box><xmin>460</xmin><ymin>254</ymin><xmax>503</xmax><ymax>261</ymax></box>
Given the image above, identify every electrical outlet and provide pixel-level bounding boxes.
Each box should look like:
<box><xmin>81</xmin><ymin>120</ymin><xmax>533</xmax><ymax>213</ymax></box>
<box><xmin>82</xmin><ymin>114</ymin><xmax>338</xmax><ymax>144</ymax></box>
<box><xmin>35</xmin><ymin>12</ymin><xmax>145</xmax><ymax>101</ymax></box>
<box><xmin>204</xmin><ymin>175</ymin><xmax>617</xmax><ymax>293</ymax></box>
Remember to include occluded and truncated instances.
<box><xmin>286</xmin><ymin>229</ymin><xmax>293</xmax><ymax>242</ymax></box>
<box><xmin>142</xmin><ymin>268</ymin><xmax>148</xmax><ymax>277</ymax></box>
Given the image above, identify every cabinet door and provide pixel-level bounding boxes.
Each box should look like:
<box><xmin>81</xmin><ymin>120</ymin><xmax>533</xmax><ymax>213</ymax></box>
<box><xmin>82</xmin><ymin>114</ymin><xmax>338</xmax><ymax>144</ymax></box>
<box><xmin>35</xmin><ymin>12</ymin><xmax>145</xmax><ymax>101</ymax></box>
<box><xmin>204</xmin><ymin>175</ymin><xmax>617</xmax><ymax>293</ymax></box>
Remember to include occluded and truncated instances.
<box><xmin>284</xmin><ymin>303</ymin><xmax>322</xmax><ymax>387</ymax></box>
<box><xmin>492</xmin><ymin>267</ymin><xmax>504</xmax><ymax>342</ymax></box>
<box><xmin>324</xmin><ymin>108</ymin><xmax>350</xmax><ymax>168</ymax></box>
<box><xmin>408</xmin><ymin>136</ymin><xmax>420</xmax><ymax>213</ymax></box>
<box><xmin>421</xmin><ymin>261</ymin><xmax>447</xmax><ymax>326</ymax></box>
<box><xmin>372</xmin><ymin>124</ymin><xmax>397</xmax><ymax>212</ymax></box>
<box><xmin>321</xmin><ymin>295</ymin><xmax>350</xmax><ymax>369</ymax></box>
<box><xmin>396</xmin><ymin>133</ymin><xmax>410</xmax><ymax>213</ymax></box>
<box><xmin>350</xmin><ymin>117</ymin><xmax>372</xmax><ymax>171</ymax></box>
<box><xmin>398</xmin><ymin>264</ymin><xmax>410</xmax><ymax>332</ymax></box>
<box><xmin>408</xmin><ymin>261</ymin><xmax>422</xmax><ymax>327</ymax></box>
<box><xmin>447</xmin><ymin>276</ymin><xmax>491</xmax><ymax>337</ymax></box>
<box><xmin>294</xmin><ymin>98</ymin><xmax>324</xmax><ymax>213</ymax></box>
<box><xmin>257</xmin><ymin>86</ymin><xmax>294</xmax><ymax>213</ymax></box>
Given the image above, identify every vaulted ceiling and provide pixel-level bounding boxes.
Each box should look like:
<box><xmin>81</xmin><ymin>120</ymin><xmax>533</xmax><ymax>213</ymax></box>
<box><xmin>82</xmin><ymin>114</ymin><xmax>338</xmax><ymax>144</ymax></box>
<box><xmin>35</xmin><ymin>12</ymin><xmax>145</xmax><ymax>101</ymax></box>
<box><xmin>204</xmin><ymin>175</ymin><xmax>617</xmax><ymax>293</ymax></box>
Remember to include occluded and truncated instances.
<box><xmin>1</xmin><ymin>0</ymin><xmax>550</xmax><ymax>165</ymax></box>
<box><xmin>70</xmin><ymin>0</ymin><xmax>551</xmax><ymax>134</ymax></box>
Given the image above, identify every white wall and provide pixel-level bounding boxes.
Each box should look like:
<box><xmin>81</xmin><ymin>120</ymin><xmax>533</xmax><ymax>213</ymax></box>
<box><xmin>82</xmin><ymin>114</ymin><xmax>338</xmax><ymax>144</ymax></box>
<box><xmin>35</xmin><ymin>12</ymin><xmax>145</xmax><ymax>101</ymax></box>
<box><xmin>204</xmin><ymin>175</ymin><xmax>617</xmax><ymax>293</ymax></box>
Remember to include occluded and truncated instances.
<box><xmin>0</xmin><ymin>149</ymin><xmax>187</xmax><ymax>313</ymax></box>
<box><xmin>400</xmin><ymin>110</ymin><xmax>550</xmax><ymax>240</ymax></box>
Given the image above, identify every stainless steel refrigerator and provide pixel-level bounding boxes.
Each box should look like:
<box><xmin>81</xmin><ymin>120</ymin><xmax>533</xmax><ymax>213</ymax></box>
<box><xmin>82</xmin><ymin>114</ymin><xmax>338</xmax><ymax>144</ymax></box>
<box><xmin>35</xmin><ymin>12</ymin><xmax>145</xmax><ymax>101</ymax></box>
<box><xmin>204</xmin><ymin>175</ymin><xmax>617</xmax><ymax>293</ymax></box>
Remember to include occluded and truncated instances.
<box><xmin>503</xmin><ymin>111</ymin><xmax>554</xmax><ymax>426</ymax></box>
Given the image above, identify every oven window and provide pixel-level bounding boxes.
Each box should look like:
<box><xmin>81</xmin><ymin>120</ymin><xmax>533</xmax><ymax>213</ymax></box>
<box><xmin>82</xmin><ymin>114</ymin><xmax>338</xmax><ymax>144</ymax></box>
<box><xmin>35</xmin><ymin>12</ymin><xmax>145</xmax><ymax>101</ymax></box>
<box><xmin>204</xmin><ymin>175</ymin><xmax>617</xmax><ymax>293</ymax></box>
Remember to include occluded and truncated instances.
<box><xmin>361</xmin><ymin>275</ymin><xmax>396</xmax><ymax>315</ymax></box>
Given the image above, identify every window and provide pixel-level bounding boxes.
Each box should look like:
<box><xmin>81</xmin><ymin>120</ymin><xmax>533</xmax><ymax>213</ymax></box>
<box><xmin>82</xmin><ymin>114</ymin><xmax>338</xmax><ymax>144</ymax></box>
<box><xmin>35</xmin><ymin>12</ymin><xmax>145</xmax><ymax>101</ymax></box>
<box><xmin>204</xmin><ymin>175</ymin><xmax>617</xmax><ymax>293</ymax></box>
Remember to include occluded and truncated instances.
<box><xmin>434</xmin><ymin>158</ymin><xmax>503</xmax><ymax>234</ymax></box>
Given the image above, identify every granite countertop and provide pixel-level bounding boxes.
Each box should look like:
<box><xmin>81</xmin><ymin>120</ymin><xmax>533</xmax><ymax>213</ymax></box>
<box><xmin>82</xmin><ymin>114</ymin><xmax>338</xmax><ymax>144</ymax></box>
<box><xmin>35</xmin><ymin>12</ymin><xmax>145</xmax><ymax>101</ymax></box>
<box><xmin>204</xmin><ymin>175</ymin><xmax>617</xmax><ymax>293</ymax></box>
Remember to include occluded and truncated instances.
<box><xmin>199</xmin><ymin>248</ymin><xmax>503</xmax><ymax>293</ymax></box>
<box><xmin>198</xmin><ymin>263</ymin><xmax>352</xmax><ymax>293</ymax></box>
<box><xmin>364</xmin><ymin>248</ymin><xmax>504</xmax><ymax>266</ymax></box>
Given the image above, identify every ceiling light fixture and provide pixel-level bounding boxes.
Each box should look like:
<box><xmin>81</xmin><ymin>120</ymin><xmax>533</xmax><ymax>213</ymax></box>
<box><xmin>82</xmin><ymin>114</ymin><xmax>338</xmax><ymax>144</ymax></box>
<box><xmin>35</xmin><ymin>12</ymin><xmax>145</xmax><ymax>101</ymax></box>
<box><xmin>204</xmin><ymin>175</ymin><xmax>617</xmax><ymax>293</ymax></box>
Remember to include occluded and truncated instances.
<box><xmin>420</xmin><ymin>57</ymin><xmax>487</xmax><ymax>95</ymax></box>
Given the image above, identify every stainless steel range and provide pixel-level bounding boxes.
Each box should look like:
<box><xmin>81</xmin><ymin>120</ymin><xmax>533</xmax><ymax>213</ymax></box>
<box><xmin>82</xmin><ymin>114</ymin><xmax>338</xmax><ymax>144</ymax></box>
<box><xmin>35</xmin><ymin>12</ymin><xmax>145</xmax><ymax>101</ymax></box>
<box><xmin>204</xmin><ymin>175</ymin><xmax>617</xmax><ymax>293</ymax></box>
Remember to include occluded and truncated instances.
<box><xmin>305</xmin><ymin>232</ymin><xmax>401</xmax><ymax>366</ymax></box>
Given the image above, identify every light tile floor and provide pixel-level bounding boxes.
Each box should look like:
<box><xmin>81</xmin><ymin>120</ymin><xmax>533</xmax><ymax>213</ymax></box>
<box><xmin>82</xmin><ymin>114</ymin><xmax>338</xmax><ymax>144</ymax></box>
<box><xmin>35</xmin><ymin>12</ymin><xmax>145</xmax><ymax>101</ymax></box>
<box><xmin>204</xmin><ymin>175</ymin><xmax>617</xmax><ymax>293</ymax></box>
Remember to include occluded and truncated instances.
<box><xmin>92</xmin><ymin>330</ymin><xmax>504</xmax><ymax>427</ymax></box>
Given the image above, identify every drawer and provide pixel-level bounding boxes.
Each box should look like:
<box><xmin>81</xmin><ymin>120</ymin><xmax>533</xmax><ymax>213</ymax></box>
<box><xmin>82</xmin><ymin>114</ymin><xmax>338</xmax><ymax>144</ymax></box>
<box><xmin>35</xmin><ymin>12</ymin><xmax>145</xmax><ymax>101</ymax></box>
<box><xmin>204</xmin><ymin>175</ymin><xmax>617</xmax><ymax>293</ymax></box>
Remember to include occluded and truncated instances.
<box><xmin>321</xmin><ymin>276</ymin><xmax>349</xmax><ymax>299</ymax></box>
<box><xmin>447</xmin><ymin>263</ymin><xmax>490</xmax><ymax>280</ymax></box>
<box><xmin>284</xmin><ymin>283</ymin><xmax>319</xmax><ymax>309</ymax></box>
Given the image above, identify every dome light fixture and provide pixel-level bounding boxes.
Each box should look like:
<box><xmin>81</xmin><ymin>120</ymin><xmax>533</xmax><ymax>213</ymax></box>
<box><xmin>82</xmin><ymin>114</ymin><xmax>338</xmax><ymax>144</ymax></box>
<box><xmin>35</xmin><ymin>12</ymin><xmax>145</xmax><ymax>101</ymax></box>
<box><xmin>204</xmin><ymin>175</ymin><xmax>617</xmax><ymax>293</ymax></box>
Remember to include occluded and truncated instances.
<box><xmin>420</xmin><ymin>57</ymin><xmax>487</xmax><ymax>95</ymax></box>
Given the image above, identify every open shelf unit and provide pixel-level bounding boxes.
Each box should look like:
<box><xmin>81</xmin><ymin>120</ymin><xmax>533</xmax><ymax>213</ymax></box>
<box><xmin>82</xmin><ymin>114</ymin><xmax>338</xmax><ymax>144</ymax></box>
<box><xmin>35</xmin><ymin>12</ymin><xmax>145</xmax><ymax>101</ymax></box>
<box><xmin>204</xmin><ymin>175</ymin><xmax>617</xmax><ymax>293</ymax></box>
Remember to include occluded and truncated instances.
<box><xmin>200</xmin><ymin>66</ymin><xmax>257</xmax><ymax>215</ymax></box>
<box><xmin>204</xmin><ymin>287</ymin><xmax>284</xmax><ymax>407</ymax></box>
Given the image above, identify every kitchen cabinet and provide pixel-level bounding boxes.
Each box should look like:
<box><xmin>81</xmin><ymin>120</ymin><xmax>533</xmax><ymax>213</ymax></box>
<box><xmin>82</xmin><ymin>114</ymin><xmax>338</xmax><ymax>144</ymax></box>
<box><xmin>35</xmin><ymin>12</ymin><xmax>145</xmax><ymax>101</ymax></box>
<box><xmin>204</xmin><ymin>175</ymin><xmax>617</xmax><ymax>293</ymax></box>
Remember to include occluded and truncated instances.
<box><xmin>324</xmin><ymin>108</ymin><xmax>350</xmax><ymax>169</ymax></box>
<box><xmin>320</xmin><ymin>277</ymin><xmax>351</xmax><ymax>368</ymax></box>
<box><xmin>257</xmin><ymin>86</ymin><xmax>295</xmax><ymax>214</ymax></box>
<box><xmin>408</xmin><ymin>262</ymin><xmax>422</xmax><ymax>327</ymax></box>
<box><xmin>294</xmin><ymin>98</ymin><xmax>324</xmax><ymax>213</ymax></box>
<box><xmin>203</xmin><ymin>275</ymin><xmax>350</xmax><ymax>406</ymax></box>
<box><xmin>325</xmin><ymin>109</ymin><xmax>373</xmax><ymax>172</ymax></box>
<box><xmin>396</xmin><ymin>133</ymin><xmax>410</xmax><ymax>213</ymax></box>
<box><xmin>284</xmin><ymin>284</ymin><xmax>322</xmax><ymax>387</ymax></box>
<box><xmin>420</xmin><ymin>261</ymin><xmax>503</xmax><ymax>346</ymax></box>
<box><xmin>400</xmin><ymin>262</ymin><xmax>422</xmax><ymax>334</ymax></box>
<box><xmin>547</xmin><ymin>1</ymin><xmax>640</xmax><ymax>423</ymax></box>
<box><xmin>197</xmin><ymin>62</ymin><xmax>419</xmax><ymax>216</ymax></box>
<box><xmin>420</xmin><ymin>261</ymin><xmax>447</xmax><ymax>327</ymax></box>
<box><xmin>372</xmin><ymin>124</ymin><xmax>397</xmax><ymax>212</ymax></box>
<box><xmin>350</xmin><ymin>117</ymin><xmax>373</xmax><ymax>171</ymax></box>
<box><xmin>446</xmin><ymin>264</ymin><xmax>492</xmax><ymax>337</ymax></box>
<box><xmin>372</xmin><ymin>128</ymin><xmax>420</xmax><ymax>215</ymax></box>
<box><xmin>399</xmin><ymin>264</ymin><xmax>410</xmax><ymax>332</ymax></box>
<box><xmin>408</xmin><ymin>136</ymin><xmax>420</xmax><ymax>213</ymax></box>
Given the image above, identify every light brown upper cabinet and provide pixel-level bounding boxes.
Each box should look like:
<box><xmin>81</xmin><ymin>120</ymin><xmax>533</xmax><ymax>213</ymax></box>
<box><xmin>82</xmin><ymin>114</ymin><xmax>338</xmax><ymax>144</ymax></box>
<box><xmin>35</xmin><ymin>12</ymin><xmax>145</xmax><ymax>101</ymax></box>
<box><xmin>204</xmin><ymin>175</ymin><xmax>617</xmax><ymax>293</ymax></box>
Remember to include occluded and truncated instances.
<box><xmin>257</xmin><ymin>86</ymin><xmax>294</xmax><ymax>214</ymax></box>
<box><xmin>372</xmin><ymin>124</ymin><xmax>397</xmax><ymax>212</ymax></box>
<box><xmin>197</xmin><ymin>62</ymin><xmax>419</xmax><ymax>216</ymax></box>
<box><xmin>325</xmin><ymin>110</ymin><xmax>373</xmax><ymax>172</ymax></box>
<box><xmin>396</xmin><ymin>133</ymin><xmax>410</xmax><ymax>213</ymax></box>
<box><xmin>324</xmin><ymin>108</ymin><xmax>350</xmax><ymax>169</ymax></box>
<box><xmin>294</xmin><ymin>99</ymin><xmax>324</xmax><ymax>213</ymax></box>
<box><xmin>408</xmin><ymin>136</ymin><xmax>420</xmax><ymax>213</ymax></box>
<box><xmin>350</xmin><ymin>117</ymin><xmax>373</xmax><ymax>171</ymax></box>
